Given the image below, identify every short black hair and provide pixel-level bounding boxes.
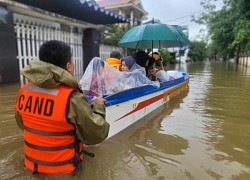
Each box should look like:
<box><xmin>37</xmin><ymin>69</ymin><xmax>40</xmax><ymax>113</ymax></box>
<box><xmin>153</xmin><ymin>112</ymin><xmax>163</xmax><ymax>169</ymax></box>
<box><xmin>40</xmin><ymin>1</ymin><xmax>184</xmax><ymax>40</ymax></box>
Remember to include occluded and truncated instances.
<box><xmin>110</xmin><ymin>51</ymin><xmax>122</xmax><ymax>59</ymax></box>
<box><xmin>39</xmin><ymin>40</ymin><xmax>72</xmax><ymax>68</ymax></box>
<box><xmin>134</xmin><ymin>51</ymin><xmax>149</xmax><ymax>67</ymax></box>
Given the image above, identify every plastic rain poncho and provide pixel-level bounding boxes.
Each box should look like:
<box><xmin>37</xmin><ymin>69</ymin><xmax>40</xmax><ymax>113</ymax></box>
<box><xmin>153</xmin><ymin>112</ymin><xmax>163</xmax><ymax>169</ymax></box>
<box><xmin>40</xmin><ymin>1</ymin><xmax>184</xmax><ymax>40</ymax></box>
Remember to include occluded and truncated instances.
<box><xmin>79</xmin><ymin>57</ymin><xmax>159</xmax><ymax>97</ymax></box>
<box><xmin>156</xmin><ymin>70</ymin><xmax>183</xmax><ymax>82</ymax></box>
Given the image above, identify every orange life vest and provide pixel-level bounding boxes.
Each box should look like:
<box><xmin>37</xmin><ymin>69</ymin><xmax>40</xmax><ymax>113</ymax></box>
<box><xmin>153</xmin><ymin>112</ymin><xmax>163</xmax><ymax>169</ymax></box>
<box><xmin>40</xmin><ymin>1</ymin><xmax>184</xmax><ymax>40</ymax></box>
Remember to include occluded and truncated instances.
<box><xmin>106</xmin><ymin>57</ymin><xmax>121</xmax><ymax>70</ymax></box>
<box><xmin>16</xmin><ymin>82</ymin><xmax>83</xmax><ymax>174</ymax></box>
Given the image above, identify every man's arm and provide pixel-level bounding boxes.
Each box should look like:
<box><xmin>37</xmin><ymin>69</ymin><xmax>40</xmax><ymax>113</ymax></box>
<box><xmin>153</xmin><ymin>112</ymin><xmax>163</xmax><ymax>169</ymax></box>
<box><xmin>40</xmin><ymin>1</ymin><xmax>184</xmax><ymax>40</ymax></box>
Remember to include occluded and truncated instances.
<box><xmin>68</xmin><ymin>92</ymin><xmax>110</xmax><ymax>145</ymax></box>
<box><xmin>158</xmin><ymin>57</ymin><xmax>164</xmax><ymax>71</ymax></box>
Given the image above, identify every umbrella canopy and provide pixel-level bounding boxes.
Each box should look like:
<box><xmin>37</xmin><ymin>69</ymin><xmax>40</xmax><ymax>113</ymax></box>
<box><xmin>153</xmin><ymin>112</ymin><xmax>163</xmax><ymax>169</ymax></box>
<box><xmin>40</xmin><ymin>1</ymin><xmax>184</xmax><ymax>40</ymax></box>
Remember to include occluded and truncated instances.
<box><xmin>118</xmin><ymin>20</ymin><xmax>189</xmax><ymax>49</ymax></box>
<box><xmin>170</xmin><ymin>25</ymin><xmax>190</xmax><ymax>46</ymax></box>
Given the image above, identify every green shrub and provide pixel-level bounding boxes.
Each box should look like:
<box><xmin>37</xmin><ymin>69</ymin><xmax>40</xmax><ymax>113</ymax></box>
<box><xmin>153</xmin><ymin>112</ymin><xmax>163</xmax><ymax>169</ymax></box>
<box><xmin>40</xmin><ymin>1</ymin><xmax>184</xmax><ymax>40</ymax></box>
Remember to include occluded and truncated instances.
<box><xmin>158</xmin><ymin>49</ymin><xmax>171</xmax><ymax>65</ymax></box>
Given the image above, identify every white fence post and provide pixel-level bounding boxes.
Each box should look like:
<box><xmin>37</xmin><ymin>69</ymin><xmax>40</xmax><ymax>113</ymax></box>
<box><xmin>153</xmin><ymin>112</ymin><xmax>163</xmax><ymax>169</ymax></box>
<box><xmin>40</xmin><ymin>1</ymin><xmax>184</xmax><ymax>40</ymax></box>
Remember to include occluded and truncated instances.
<box><xmin>15</xmin><ymin>21</ymin><xmax>25</xmax><ymax>84</ymax></box>
<box><xmin>99</xmin><ymin>44</ymin><xmax>123</xmax><ymax>60</ymax></box>
<box><xmin>14</xmin><ymin>18</ymin><xmax>83</xmax><ymax>84</ymax></box>
<box><xmin>14</xmin><ymin>16</ymin><xmax>123</xmax><ymax>84</ymax></box>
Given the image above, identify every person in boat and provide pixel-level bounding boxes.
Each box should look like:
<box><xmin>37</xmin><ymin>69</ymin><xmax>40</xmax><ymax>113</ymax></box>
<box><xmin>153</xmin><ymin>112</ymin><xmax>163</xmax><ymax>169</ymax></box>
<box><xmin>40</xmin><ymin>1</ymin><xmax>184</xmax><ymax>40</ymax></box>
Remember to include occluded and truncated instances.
<box><xmin>80</xmin><ymin>56</ymin><xmax>159</xmax><ymax>97</ymax></box>
<box><xmin>146</xmin><ymin>52</ymin><xmax>164</xmax><ymax>81</ymax></box>
<box><xmin>106</xmin><ymin>50</ymin><xmax>122</xmax><ymax>70</ymax></box>
<box><xmin>15</xmin><ymin>40</ymin><xmax>109</xmax><ymax>174</ymax></box>
<box><xmin>80</xmin><ymin>57</ymin><xmax>126</xmax><ymax>96</ymax></box>
<box><xmin>120</xmin><ymin>56</ymin><xmax>159</xmax><ymax>89</ymax></box>
<box><xmin>134</xmin><ymin>50</ymin><xmax>150</xmax><ymax>68</ymax></box>
<box><xmin>80</xmin><ymin>57</ymin><xmax>107</xmax><ymax>96</ymax></box>
<box><xmin>145</xmin><ymin>56</ymin><xmax>156</xmax><ymax>80</ymax></box>
<box><xmin>120</xmin><ymin>55</ymin><xmax>146</xmax><ymax>75</ymax></box>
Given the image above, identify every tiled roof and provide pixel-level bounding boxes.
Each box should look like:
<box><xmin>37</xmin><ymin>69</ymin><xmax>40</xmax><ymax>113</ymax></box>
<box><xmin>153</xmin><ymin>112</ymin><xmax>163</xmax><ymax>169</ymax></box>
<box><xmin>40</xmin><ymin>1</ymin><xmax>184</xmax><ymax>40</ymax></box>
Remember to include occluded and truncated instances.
<box><xmin>12</xmin><ymin>0</ymin><xmax>130</xmax><ymax>25</ymax></box>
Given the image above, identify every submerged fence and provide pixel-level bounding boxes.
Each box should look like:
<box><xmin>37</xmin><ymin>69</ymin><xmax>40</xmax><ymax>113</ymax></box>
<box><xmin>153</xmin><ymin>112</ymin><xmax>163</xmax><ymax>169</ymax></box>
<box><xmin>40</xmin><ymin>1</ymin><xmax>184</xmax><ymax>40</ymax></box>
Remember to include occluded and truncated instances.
<box><xmin>239</xmin><ymin>51</ymin><xmax>250</xmax><ymax>68</ymax></box>
<box><xmin>14</xmin><ymin>16</ymin><xmax>122</xmax><ymax>85</ymax></box>
<box><xmin>99</xmin><ymin>44</ymin><xmax>123</xmax><ymax>60</ymax></box>
<box><xmin>14</xmin><ymin>19</ymin><xmax>83</xmax><ymax>85</ymax></box>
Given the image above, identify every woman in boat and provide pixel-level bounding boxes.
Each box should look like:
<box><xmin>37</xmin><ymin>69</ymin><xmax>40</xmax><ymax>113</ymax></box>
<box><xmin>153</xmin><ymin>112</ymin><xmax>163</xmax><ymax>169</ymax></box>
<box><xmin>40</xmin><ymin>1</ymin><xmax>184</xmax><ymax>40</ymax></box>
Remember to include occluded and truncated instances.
<box><xmin>120</xmin><ymin>56</ymin><xmax>156</xmax><ymax>88</ymax></box>
<box><xmin>121</xmin><ymin>55</ymin><xmax>146</xmax><ymax>74</ymax></box>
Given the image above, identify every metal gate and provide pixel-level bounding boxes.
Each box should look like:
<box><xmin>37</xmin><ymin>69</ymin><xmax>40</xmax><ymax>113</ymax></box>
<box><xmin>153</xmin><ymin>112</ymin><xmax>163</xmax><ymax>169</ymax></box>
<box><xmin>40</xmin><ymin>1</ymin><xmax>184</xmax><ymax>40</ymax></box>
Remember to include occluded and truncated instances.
<box><xmin>14</xmin><ymin>14</ymin><xmax>83</xmax><ymax>85</ymax></box>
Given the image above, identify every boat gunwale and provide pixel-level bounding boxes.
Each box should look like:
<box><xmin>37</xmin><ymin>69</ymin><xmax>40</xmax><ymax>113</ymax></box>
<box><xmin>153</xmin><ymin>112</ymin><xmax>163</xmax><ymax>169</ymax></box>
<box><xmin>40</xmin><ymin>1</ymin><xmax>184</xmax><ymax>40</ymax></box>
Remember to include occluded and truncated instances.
<box><xmin>104</xmin><ymin>73</ymin><xmax>189</xmax><ymax>106</ymax></box>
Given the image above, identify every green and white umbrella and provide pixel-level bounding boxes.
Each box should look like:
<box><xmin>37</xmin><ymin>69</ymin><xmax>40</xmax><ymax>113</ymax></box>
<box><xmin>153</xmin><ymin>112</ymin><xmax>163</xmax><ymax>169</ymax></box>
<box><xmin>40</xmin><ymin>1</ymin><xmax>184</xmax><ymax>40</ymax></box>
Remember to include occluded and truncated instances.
<box><xmin>118</xmin><ymin>20</ymin><xmax>189</xmax><ymax>49</ymax></box>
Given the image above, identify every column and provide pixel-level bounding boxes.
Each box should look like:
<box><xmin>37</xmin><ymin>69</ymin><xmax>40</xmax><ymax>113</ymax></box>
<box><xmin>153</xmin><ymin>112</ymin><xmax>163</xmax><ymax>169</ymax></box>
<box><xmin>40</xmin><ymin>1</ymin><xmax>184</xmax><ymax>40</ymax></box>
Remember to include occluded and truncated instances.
<box><xmin>83</xmin><ymin>28</ymin><xmax>100</xmax><ymax>71</ymax></box>
<box><xmin>130</xmin><ymin>10</ymin><xmax>134</xmax><ymax>27</ymax></box>
<box><xmin>0</xmin><ymin>6</ymin><xmax>19</xmax><ymax>84</ymax></box>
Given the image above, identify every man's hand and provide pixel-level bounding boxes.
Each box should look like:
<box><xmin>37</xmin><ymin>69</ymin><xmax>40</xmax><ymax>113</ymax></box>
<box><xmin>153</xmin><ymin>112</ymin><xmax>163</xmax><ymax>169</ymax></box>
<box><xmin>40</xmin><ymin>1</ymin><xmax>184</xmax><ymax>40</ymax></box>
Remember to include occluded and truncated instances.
<box><xmin>92</xmin><ymin>96</ymin><xmax>106</xmax><ymax>104</ymax></box>
<box><xmin>158</xmin><ymin>56</ymin><xmax>163</xmax><ymax>62</ymax></box>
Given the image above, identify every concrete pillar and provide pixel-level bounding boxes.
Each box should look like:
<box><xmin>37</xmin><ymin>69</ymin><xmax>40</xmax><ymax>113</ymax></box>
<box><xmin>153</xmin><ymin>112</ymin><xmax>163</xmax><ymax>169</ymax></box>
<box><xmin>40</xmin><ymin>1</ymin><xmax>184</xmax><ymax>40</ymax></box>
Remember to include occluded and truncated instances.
<box><xmin>83</xmin><ymin>28</ymin><xmax>100</xmax><ymax>72</ymax></box>
<box><xmin>0</xmin><ymin>6</ymin><xmax>19</xmax><ymax>84</ymax></box>
<box><xmin>130</xmin><ymin>10</ymin><xmax>134</xmax><ymax>27</ymax></box>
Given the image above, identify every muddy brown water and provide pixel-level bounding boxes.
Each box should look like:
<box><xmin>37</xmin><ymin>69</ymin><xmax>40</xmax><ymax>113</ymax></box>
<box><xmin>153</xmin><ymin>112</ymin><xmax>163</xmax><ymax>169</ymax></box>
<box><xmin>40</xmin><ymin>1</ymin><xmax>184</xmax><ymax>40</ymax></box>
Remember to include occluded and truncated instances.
<box><xmin>0</xmin><ymin>61</ymin><xmax>250</xmax><ymax>179</ymax></box>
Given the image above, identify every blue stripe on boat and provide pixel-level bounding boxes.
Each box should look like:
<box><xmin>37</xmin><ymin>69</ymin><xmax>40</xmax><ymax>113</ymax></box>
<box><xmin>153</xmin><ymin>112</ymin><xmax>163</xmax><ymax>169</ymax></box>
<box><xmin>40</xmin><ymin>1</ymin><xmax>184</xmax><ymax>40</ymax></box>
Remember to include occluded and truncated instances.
<box><xmin>86</xmin><ymin>71</ymin><xmax>189</xmax><ymax>107</ymax></box>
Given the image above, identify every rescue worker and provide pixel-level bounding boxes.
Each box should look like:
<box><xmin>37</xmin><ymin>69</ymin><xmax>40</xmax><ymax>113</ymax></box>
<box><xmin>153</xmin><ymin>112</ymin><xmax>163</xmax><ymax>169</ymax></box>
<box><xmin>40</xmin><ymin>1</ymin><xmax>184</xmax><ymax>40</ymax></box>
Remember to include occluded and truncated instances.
<box><xmin>106</xmin><ymin>50</ymin><xmax>122</xmax><ymax>70</ymax></box>
<box><xmin>15</xmin><ymin>40</ymin><xmax>110</xmax><ymax>174</ymax></box>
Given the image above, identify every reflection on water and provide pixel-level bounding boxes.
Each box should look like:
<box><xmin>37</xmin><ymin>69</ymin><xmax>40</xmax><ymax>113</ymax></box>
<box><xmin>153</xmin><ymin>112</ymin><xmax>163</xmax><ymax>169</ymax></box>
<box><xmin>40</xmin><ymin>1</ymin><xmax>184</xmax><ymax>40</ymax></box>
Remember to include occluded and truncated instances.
<box><xmin>0</xmin><ymin>61</ymin><xmax>250</xmax><ymax>179</ymax></box>
<box><xmin>204</xmin><ymin>63</ymin><xmax>250</xmax><ymax>168</ymax></box>
<box><xmin>0</xmin><ymin>83</ymin><xmax>25</xmax><ymax>179</ymax></box>
<box><xmin>81</xmin><ymin>90</ymin><xmax>190</xmax><ymax>180</ymax></box>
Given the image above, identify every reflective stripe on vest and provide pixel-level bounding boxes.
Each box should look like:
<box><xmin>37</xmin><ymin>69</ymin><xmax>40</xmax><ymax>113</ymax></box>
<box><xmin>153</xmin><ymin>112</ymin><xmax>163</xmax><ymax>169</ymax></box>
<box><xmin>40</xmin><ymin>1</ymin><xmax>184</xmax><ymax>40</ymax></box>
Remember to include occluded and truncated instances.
<box><xmin>25</xmin><ymin>154</ymin><xmax>75</xmax><ymax>166</ymax></box>
<box><xmin>23</xmin><ymin>124</ymin><xmax>75</xmax><ymax>136</ymax></box>
<box><xmin>25</xmin><ymin>139</ymin><xmax>75</xmax><ymax>151</ymax></box>
<box><xmin>16</xmin><ymin>82</ymin><xmax>83</xmax><ymax>174</ymax></box>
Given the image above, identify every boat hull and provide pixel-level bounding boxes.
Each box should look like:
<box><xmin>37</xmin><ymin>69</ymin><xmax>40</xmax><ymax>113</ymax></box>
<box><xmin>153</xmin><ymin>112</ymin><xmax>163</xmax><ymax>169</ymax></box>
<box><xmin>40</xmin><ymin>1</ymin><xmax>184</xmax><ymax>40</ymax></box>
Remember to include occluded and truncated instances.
<box><xmin>105</xmin><ymin>78</ymin><xmax>189</xmax><ymax>138</ymax></box>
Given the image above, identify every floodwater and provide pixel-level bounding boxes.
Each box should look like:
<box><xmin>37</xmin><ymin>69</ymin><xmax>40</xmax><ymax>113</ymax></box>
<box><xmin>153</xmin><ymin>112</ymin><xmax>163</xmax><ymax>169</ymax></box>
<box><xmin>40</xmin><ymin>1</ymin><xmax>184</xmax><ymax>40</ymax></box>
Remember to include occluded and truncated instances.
<box><xmin>0</xmin><ymin>61</ymin><xmax>250</xmax><ymax>180</ymax></box>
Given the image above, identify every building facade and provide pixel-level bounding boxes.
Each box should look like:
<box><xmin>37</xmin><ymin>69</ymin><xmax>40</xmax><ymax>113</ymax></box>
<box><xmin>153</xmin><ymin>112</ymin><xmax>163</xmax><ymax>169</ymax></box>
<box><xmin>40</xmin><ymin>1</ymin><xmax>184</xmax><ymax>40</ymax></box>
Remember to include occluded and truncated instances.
<box><xmin>96</xmin><ymin>0</ymin><xmax>148</xmax><ymax>26</ymax></box>
<box><xmin>0</xmin><ymin>0</ymin><xmax>129</xmax><ymax>84</ymax></box>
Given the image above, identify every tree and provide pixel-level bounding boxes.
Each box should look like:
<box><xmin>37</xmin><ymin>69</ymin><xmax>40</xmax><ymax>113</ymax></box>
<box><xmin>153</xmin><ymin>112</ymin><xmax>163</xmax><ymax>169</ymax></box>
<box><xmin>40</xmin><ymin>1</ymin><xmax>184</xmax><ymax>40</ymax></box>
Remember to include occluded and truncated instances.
<box><xmin>188</xmin><ymin>40</ymin><xmax>207</xmax><ymax>62</ymax></box>
<box><xmin>193</xmin><ymin>0</ymin><xmax>250</xmax><ymax>62</ymax></box>
<box><xmin>229</xmin><ymin>0</ymin><xmax>250</xmax><ymax>50</ymax></box>
<box><xmin>158</xmin><ymin>49</ymin><xmax>171</xmax><ymax>65</ymax></box>
<box><xmin>207</xmin><ymin>41</ymin><xmax>219</xmax><ymax>61</ymax></box>
<box><xmin>100</xmin><ymin>24</ymin><xmax>126</xmax><ymax>46</ymax></box>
